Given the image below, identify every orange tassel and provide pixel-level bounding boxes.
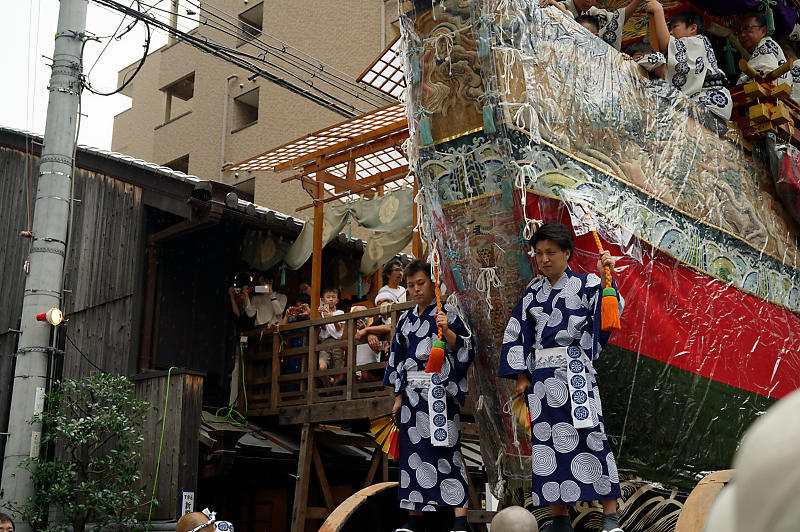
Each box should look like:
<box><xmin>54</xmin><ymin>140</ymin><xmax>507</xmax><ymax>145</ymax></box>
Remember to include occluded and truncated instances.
<box><xmin>601</xmin><ymin>286</ymin><xmax>621</xmax><ymax>332</ymax></box>
<box><xmin>425</xmin><ymin>258</ymin><xmax>446</xmax><ymax>373</ymax></box>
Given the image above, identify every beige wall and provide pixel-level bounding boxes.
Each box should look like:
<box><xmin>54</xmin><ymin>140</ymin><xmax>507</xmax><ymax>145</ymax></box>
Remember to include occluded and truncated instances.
<box><xmin>112</xmin><ymin>0</ymin><xmax>401</xmax><ymax>218</ymax></box>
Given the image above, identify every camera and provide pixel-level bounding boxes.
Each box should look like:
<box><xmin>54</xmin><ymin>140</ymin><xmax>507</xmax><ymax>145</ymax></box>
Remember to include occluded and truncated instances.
<box><xmin>254</xmin><ymin>284</ymin><xmax>272</xmax><ymax>294</ymax></box>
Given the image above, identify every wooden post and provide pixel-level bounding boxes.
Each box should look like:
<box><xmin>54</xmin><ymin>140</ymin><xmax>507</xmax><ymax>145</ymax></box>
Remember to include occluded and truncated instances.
<box><xmin>271</xmin><ymin>330</ymin><xmax>281</xmax><ymax>410</ymax></box>
<box><xmin>311</xmin><ymin>166</ymin><xmax>325</xmax><ymax>320</ymax></box>
<box><xmin>346</xmin><ymin>320</ymin><xmax>354</xmax><ymax>400</ymax></box>
<box><xmin>362</xmin><ymin>447</ymin><xmax>383</xmax><ymax>489</ymax></box>
<box><xmin>412</xmin><ymin>177</ymin><xmax>422</xmax><ymax>258</ymax></box>
<box><xmin>312</xmin><ymin>445</ymin><xmax>336</xmax><ymax>513</ymax></box>
<box><xmin>381</xmin><ymin>451</ymin><xmax>389</xmax><ymax>482</ymax></box>
<box><xmin>308</xmin><ymin>326</ymin><xmax>318</xmax><ymax>405</ymax></box>
<box><xmin>138</xmin><ymin>243</ymin><xmax>159</xmax><ymax>371</ymax></box>
<box><xmin>291</xmin><ymin>423</ymin><xmax>315</xmax><ymax>532</ymax></box>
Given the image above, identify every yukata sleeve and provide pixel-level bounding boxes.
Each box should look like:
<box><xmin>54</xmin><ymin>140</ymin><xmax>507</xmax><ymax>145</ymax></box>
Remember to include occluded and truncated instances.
<box><xmin>596</xmin><ymin>7</ymin><xmax>625</xmax><ymax>50</ymax></box>
<box><xmin>739</xmin><ymin>38</ymin><xmax>783</xmax><ymax>83</ymax></box>
<box><xmin>587</xmin><ymin>273</ymin><xmax>624</xmax><ymax>361</ymax></box>
<box><xmin>666</xmin><ymin>35</ymin><xmax>706</xmax><ymax>97</ymax></box>
<box><xmin>382</xmin><ymin>313</ymin><xmax>408</xmax><ymax>396</ymax></box>
<box><xmin>498</xmin><ymin>291</ymin><xmax>534</xmax><ymax>380</ymax></box>
<box><xmin>443</xmin><ymin>305</ymin><xmax>475</xmax><ymax>405</ymax></box>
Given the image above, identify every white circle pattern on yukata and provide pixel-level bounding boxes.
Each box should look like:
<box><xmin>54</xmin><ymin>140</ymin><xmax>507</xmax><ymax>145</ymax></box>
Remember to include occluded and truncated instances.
<box><xmin>545</xmin><ymin>377</ymin><xmax>569</xmax><ymax>407</ymax></box>
<box><xmin>407</xmin><ymin>387</ymin><xmax>420</xmax><ymax>407</ymax></box>
<box><xmin>438</xmin><ymin>458</ymin><xmax>451</xmax><ymax>474</ymax></box>
<box><xmin>593</xmin><ymin>475</ymin><xmax>612</xmax><ymax>495</ymax></box>
<box><xmin>552</xmin><ymin>422</ymin><xmax>579</xmax><ymax>454</ymax></box>
<box><xmin>416</xmin><ymin>319</ymin><xmax>430</xmax><ymax>338</ymax></box>
<box><xmin>416</xmin><ymin>337</ymin><xmax>432</xmax><ymax>358</ymax></box>
<box><xmin>440</xmin><ymin>478</ymin><xmax>466</xmax><ymax>505</ymax></box>
<box><xmin>408</xmin><ymin>452</ymin><xmax>422</xmax><ymax>468</ymax></box>
<box><xmin>542</xmin><ymin>481</ymin><xmax>561</xmax><ymax>502</ymax></box>
<box><xmin>504</xmin><ymin>317</ymin><xmax>521</xmax><ymax>343</ymax></box>
<box><xmin>506</xmin><ymin>345</ymin><xmax>526</xmax><ymax>370</ymax></box>
<box><xmin>416</xmin><ymin>411</ymin><xmax>430</xmax><ymax>438</ymax></box>
<box><xmin>446</xmin><ymin>420</ymin><xmax>459</xmax><ymax>447</ymax></box>
<box><xmin>586</xmin><ymin>431</ymin><xmax>605</xmax><ymax>451</ymax></box>
<box><xmin>570</xmin><ymin>452</ymin><xmax>603</xmax><ymax>484</ymax></box>
<box><xmin>527</xmin><ymin>393</ymin><xmax>542</xmax><ymax>422</ymax></box>
<box><xmin>560</xmin><ymin>480</ymin><xmax>581</xmax><ymax>503</ymax></box>
<box><xmin>530</xmin><ymin>444</ymin><xmax>557</xmax><ymax>476</ymax></box>
<box><xmin>408</xmin><ymin>426</ymin><xmax>421</xmax><ymax>444</ymax></box>
<box><xmin>531</xmin><ymin>492</ymin><xmax>541</xmax><ymax>506</ymax></box>
<box><xmin>607</xmin><ymin>452</ymin><xmax>619</xmax><ymax>483</ymax></box>
<box><xmin>532</xmin><ymin>421</ymin><xmax>552</xmax><ymax>441</ymax></box>
<box><xmin>416</xmin><ymin>462</ymin><xmax>437</xmax><ymax>489</ymax></box>
<box><xmin>400</xmin><ymin>470</ymin><xmax>410</xmax><ymax>488</ymax></box>
<box><xmin>408</xmin><ymin>490</ymin><xmax>424</xmax><ymax>503</ymax></box>
<box><xmin>401</xmin><ymin>405</ymin><xmax>411</xmax><ymax>424</ymax></box>
<box><xmin>533</xmin><ymin>381</ymin><xmax>546</xmax><ymax>399</ymax></box>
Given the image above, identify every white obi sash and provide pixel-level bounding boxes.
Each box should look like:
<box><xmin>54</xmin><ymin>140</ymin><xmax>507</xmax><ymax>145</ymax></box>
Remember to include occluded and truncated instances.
<box><xmin>407</xmin><ymin>371</ymin><xmax>451</xmax><ymax>447</ymax></box>
<box><xmin>534</xmin><ymin>346</ymin><xmax>596</xmax><ymax>429</ymax></box>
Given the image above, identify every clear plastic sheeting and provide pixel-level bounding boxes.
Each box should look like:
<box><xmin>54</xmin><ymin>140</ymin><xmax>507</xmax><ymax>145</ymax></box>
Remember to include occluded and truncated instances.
<box><xmin>399</xmin><ymin>0</ymin><xmax>800</xmax><ymax>497</ymax></box>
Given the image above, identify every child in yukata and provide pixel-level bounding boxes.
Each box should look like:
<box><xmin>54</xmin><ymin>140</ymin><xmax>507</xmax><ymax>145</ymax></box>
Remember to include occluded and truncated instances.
<box><xmin>498</xmin><ymin>222</ymin><xmax>624</xmax><ymax>532</ymax></box>
<box><xmin>645</xmin><ymin>4</ymin><xmax>733</xmax><ymax>120</ymax></box>
<box><xmin>384</xmin><ymin>259</ymin><xmax>475</xmax><ymax>532</ymax></box>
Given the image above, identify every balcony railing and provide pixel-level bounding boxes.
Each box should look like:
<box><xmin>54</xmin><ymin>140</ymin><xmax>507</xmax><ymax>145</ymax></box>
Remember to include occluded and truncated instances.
<box><xmin>240</xmin><ymin>301</ymin><xmax>416</xmax><ymax>417</ymax></box>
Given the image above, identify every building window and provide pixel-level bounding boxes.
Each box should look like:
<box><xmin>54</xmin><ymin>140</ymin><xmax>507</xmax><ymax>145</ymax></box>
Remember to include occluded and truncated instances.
<box><xmin>237</xmin><ymin>2</ymin><xmax>263</xmax><ymax>46</ymax></box>
<box><xmin>232</xmin><ymin>88</ymin><xmax>259</xmax><ymax>132</ymax></box>
<box><xmin>164</xmin><ymin>154</ymin><xmax>190</xmax><ymax>174</ymax></box>
<box><xmin>162</xmin><ymin>72</ymin><xmax>195</xmax><ymax>123</ymax></box>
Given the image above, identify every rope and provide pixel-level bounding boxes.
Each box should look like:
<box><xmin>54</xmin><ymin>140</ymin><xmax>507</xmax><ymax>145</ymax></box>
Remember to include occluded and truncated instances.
<box><xmin>585</xmin><ymin>209</ymin><xmax>611</xmax><ymax>288</ymax></box>
<box><xmin>476</xmin><ymin>266</ymin><xmax>502</xmax><ymax>312</ymax></box>
<box><xmin>145</xmin><ymin>366</ymin><xmax>178</xmax><ymax>532</ymax></box>
<box><xmin>214</xmin><ymin>341</ymin><xmax>249</xmax><ymax>427</ymax></box>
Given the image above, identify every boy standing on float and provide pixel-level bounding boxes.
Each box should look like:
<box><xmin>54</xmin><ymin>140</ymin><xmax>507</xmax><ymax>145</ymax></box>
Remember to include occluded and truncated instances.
<box><xmin>384</xmin><ymin>259</ymin><xmax>475</xmax><ymax>532</ymax></box>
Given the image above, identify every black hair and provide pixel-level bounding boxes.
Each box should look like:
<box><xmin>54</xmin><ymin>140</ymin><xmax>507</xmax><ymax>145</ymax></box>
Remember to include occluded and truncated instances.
<box><xmin>741</xmin><ymin>11</ymin><xmax>767</xmax><ymax>28</ymax></box>
<box><xmin>294</xmin><ymin>293</ymin><xmax>311</xmax><ymax>305</ymax></box>
<box><xmin>0</xmin><ymin>515</ymin><xmax>13</xmax><ymax>528</ymax></box>
<box><xmin>382</xmin><ymin>258</ymin><xmax>405</xmax><ymax>285</ymax></box>
<box><xmin>321</xmin><ymin>287</ymin><xmax>338</xmax><ymax>297</ymax></box>
<box><xmin>623</xmin><ymin>42</ymin><xmax>654</xmax><ymax>57</ymax></box>
<box><xmin>575</xmin><ymin>15</ymin><xmax>599</xmax><ymax>33</ymax></box>
<box><xmin>403</xmin><ymin>259</ymin><xmax>432</xmax><ymax>281</ymax></box>
<box><xmin>669</xmin><ymin>11</ymin><xmax>704</xmax><ymax>34</ymax></box>
<box><xmin>529</xmin><ymin>221</ymin><xmax>574</xmax><ymax>261</ymax></box>
<box><xmin>258</xmin><ymin>271</ymin><xmax>274</xmax><ymax>282</ymax></box>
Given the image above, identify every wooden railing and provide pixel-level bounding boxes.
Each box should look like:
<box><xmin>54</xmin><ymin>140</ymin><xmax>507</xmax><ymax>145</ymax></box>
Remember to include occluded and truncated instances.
<box><xmin>240</xmin><ymin>301</ymin><xmax>416</xmax><ymax>417</ymax></box>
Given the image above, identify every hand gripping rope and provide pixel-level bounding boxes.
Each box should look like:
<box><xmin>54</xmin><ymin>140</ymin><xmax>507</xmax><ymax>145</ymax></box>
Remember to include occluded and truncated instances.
<box><xmin>586</xmin><ymin>210</ymin><xmax>621</xmax><ymax>332</ymax></box>
<box><xmin>425</xmin><ymin>252</ymin><xmax>447</xmax><ymax>373</ymax></box>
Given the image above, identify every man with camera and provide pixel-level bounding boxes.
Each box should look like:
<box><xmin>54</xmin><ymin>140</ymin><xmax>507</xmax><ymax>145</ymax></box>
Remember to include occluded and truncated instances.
<box><xmin>246</xmin><ymin>272</ymin><xmax>287</xmax><ymax>327</ymax></box>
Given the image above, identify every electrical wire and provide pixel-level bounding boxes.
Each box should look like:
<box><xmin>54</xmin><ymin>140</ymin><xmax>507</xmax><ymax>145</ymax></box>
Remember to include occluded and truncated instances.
<box><xmin>214</xmin><ymin>341</ymin><xmax>248</xmax><ymax>428</ymax></box>
<box><xmin>133</xmin><ymin>0</ymin><xmax>388</xmax><ymax>109</ymax></box>
<box><xmin>83</xmin><ymin>0</ymin><xmax>151</xmax><ymax>96</ymax></box>
<box><xmin>65</xmin><ymin>333</ymin><xmax>107</xmax><ymax>374</ymax></box>
<box><xmin>91</xmin><ymin>0</ymin><xmax>362</xmax><ymax>117</ymax></box>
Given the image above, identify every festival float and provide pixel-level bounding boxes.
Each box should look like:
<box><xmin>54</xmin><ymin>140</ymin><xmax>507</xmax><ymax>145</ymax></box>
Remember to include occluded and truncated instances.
<box><xmin>394</xmin><ymin>0</ymin><xmax>800</xmax><ymax>518</ymax></box>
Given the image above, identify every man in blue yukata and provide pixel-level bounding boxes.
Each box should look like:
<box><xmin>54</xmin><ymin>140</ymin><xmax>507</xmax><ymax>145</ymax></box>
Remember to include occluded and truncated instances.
<box><xmin>384</xmin><ymin>259</ymin><xmax>475</xmax><ymax>532</ymax></box>
<box><xmin>499</xmin><ymin>222</ymin><xmax>624</xmax><ymax>532</ymax></box>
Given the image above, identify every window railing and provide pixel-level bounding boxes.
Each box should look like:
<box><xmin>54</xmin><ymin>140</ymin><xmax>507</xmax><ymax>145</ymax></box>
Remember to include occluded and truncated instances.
<box><xmin>240</xmin><ymin>301</ymin><xmax>415</xmax><ymax>415</ymax></box>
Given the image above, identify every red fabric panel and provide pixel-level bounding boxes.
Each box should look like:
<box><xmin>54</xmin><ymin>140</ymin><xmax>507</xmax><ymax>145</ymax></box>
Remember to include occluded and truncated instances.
<box><xmin>526</xmin><ymin>195</ymin><xmax>800</xmax><ymax>399</ymax></box>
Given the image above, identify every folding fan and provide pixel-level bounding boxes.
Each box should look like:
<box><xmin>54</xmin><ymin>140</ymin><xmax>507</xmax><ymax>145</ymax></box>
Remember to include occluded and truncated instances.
<box><xmin>512</xmin><ymin>393</ymin><xmax>532</xmax><ymax>438</ymax></box>
<box><xmin>370</xmin><ymin>414</ymin><xmax>399</xmax><ymax>459</ymax></box>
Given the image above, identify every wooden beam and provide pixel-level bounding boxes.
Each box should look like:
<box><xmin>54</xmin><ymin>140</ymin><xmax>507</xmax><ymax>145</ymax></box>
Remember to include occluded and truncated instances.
<box><xmin>295</xmin><ymin>166</ymin><xmax>410</xmax><ymax>211</ymax></box>
<box><xmin>279</xmin><ymin>395</ymin><xmax>395</xmax><ymax>424</ymax></box>
<box><xmin>381</xmin><ymin>451</ymin><xmax>389</xmax><ymax>482</ymax></box>
<box><xmin>290</xmin><ymin>423</ymin><xmax>315</xmax><ymax>532</ymax></box>
<box><xmin>274</xmin><ymin>125</ymin><xmax>409</xmax><ymax>172</ymax></box>
<box><xmin>362</xmin><ymin>447</ymin><xmax>382</xmax><ymax>489</ymax></box>
<box><xmin>270</xmin><ymin>330</ymin><xmax>280</xmax><ymax>410</ymax></box>
<box><xmin>312</xmin><ymin>445</ymin><xmax>336</xmax><ymax>512</ymax></box>
<box><xmin>311</xmin><ymin>167</ymin><xmax>325</xmax><ymax>320</ymax></box>
<box><xmin>277</xmin><ymin>130</ymin><xmax>409</xmax><ymax>174</ymax></box>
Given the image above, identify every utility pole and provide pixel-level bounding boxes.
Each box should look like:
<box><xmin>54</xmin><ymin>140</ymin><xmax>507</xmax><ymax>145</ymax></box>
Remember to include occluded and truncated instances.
<box><xmin>1</xmin><ymin>0</ymin><xmax>87</xmax><ymax>527</ymax></box>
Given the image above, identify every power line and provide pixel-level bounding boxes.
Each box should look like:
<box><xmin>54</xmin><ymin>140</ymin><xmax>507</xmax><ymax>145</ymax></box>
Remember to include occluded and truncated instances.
<box><xmin>66</xmin><ymin>333</ymin><xmax>108</xmax><ymax>374</ymax></box>
<box><xmin>132</xmin><ymin>0</ymin><xmax>392</xmax><ymax>108</ymax></box>
<box><xmin>90</xmin><ymin>0</ymin><xmax>368</xmax><ymax>117</ymax></box>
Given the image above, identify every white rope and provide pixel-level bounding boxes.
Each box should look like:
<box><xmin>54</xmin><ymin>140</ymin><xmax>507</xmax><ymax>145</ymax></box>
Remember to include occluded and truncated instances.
<box><xmin>475</xmin><ymin>266</ymin><xmax>502</xmax><ymax>313</ymax></box>
<box><xmin>460</xmin><ymin>154</ymin><xmax>474</xmax><ymax>198</ymax></box>
<box><xmin>432</xmin><ymin>31</ymin><xmax>454</xmax><ymax>74</ymax></box>
<box><xmin>510</xmin><ymin>161</ymin><xmax>543</xmax><ymax>241</ymax></box>
<box><xmin>445</xmin><ymin>292</ymin><xmax>472</xmax><ymax>341</ymax></box>
<box><xmin>494</xmin><ymin>0</ymin><xmax>516</xmax><ymax>20</ymax></box>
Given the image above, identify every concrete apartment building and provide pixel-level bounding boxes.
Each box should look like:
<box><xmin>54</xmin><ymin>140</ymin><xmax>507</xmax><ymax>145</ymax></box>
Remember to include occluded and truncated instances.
<box><xmin>111</xmin><ymin>0</ymin><xmax>399</xmax><ymax>216</ymax></box>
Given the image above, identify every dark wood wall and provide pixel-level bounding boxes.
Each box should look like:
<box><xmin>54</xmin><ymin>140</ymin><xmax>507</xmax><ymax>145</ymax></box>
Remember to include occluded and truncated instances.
<box><xmin>0</xmin><ymin>146</ymin><xmax>146</xmax><ymax>466</ymax></box>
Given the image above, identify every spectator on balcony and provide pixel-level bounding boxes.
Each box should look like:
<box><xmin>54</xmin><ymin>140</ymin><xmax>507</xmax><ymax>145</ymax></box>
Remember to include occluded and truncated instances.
<box><xmin>246</xmin><ymin>272</ymin><xmax>287</xmax><ymax>327</ymax></box>
<box><xmin>227</xmin><ymin>273</ymin><xmax>255</xmax><ymax>332</ymax></box>
<box><xmin>318</xmin><ymin>287</ymin><xmax>345</xmax><ymax>385</ymax></box>
<box><xmin>381</xmin><ymin>259</ymin><xmax>407</xmax><ymax>304</ymax></box>
<box><xmin>279</xmin><ymin>293</ymin><xmax>312</xmax><ymax>392</ymax></box>
<box><xmin>354</xmin><ymin>289</ymin><xmax>397</xmax><ymax>382</ymax></box>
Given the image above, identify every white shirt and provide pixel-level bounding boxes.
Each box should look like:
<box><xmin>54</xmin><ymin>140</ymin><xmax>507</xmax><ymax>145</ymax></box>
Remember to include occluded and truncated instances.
<box><xmin>319</xmin><ymin>309</ymin><xmax>345</xmax><ymax>340</ymax></box>
<box><xmin>246</xmin><ymin>292</ymin><xmax>287</xmax><ymax>326</ymax></box>
<box><xmin>381</xmin><ymin>285</ymin><xmax>407</xmax><ymax>303</ymax></box>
